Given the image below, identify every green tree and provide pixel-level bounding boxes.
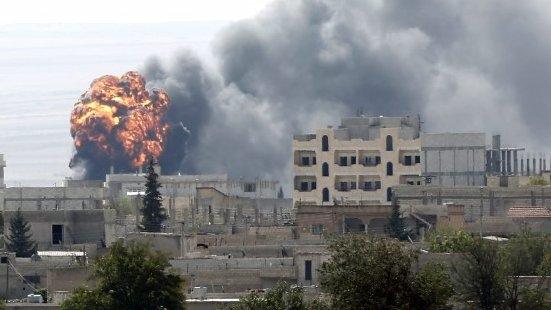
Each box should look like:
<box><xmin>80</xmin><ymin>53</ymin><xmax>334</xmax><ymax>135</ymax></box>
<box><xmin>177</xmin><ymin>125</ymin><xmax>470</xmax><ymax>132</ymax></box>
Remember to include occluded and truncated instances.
<box><xmin>411</xmin><ymin>262</ymin><xmax>455</xmax><ymax>309</ymax></box>
<box><xmin>140</xmin><ymin>159</ymin><xmax>167</xmax><ymax>232</ymax></box>
<box><xmin>5</xmin><ymin>209</ymin><xmax>37</xmax><ymax>257</ymax></box>
<box><xmin>227</xmin><ymin>282</ymin><xmax>329</xmax><ymax>310</ymax></box>
<box><xmin>453</xmin><ymin>238</ymin><xmax>505</xmax><ymax>310</ymax></box>
<box><xmin>319</xmin><ymin>234</ymin><xmax>453</xmax><ymax>309</ymax></box>
<box><xmin>386</xmin><ymin>204</ymin><xmax>410</xmax><ymax>241</ymax></box>
<box><xmin>427</xmin><ymin>228</ymin><xmax>474</xmax><ymax>253</ymax></box>
<box><xmin>61</xmin><ymin>241</ymin><xmax>186</xmax><ymax>310</ymax></box>
<box><xmin>501</xmin><ymin>229</ymin><xmax>551</xmax><ymax>309</ymax></box>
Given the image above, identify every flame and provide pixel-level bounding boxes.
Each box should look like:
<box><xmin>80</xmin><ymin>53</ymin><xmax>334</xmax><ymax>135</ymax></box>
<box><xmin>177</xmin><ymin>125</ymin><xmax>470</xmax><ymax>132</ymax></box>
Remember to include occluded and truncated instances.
<box><xmin>70</xmin><ymin>71</ymin><xmax>170</xmax><ymax>169</ymax></box>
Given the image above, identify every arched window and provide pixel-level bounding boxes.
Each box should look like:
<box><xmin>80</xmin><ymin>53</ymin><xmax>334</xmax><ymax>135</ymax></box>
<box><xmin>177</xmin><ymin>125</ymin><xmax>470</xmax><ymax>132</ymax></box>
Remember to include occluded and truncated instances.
<box><xmin>386</xmin><ymin>135</ymin><xmax>393</xmax><ymax>151</ymax></box>
<box><xmin>322</xmin><ymin>135</ymin><xmax>329</xmax><ymax>152</ymax></box>
<box><xmin>322</xmin><ymin>188</ymin><xmax>329</xmax><ymax>202</ymax></box>
<box><xmin>386</xmin><ymin>162</ymin><xmax>393</xmax><ymax>176</ymax></box>
<box><xmin>322</xmin><ymin>162</ymin><xmax>329</xmax><ymax>176</ymax></box>
<box><xmin>387</xmin><ymin>187</ymin><xmax>393</xmax><ymax>202</ymax></box>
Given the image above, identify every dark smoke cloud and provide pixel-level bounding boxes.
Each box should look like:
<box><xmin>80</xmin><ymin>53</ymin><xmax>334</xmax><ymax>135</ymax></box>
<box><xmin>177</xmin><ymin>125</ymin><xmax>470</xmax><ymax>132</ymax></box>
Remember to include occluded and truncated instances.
<box><xmin>143</xmin><ymin>0</ymin><xmax>551</xmax><ymax>190</ymax></box>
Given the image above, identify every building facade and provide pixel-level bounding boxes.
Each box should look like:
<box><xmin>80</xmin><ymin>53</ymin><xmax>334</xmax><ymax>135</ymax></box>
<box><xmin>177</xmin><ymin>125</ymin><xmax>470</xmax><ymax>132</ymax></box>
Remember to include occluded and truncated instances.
<box><xmin>106</xmin><ymin>173</ymin><xmax>280</xmax><ymax>200</ymax></box>
<box><xmin>3</xmin><ymin>209</ymin><xmax>116</xmax><ymax>251</ymax></box>
<box><xmin>293</xmin><ymin>115</ymin><xmax>422</xmax><ymax>206</ymax></box>
<box><xmin>421</xmin><ymin>133</ymin><xmax>486</xmax><ymax>186</ymax></box>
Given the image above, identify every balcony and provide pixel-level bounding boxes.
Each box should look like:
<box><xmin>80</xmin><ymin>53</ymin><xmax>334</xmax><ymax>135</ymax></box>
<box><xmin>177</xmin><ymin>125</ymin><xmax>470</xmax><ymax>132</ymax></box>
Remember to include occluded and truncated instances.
<box><xmin>294</xmin><ymin>176</ymin><xmax>317</xmax><ymax>192</ymax></box>
<box><xmin>359</xmin><ymin>176</ymin><xmax>381</xmax><ymax>192</ymax></box>
<box><xmin>294</xmin><ymin>151</ymin><xmax>317</xmax><ymax>167</ymax></box>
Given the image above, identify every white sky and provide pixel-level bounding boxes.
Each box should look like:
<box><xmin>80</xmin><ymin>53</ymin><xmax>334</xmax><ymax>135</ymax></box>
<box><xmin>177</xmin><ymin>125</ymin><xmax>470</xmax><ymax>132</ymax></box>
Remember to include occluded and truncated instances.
<box><xmin>1</xmin><ymin>0</ymin><xmax>274</xmax><ymax>24</ymax></box>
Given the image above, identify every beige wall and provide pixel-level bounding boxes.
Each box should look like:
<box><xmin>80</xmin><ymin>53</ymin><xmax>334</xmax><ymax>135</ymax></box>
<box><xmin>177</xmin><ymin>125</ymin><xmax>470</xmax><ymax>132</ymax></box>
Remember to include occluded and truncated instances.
<box><xmin>294</xmin><ymin>126</ymin><xmax>421</xmax><ymax>206</ymax></box>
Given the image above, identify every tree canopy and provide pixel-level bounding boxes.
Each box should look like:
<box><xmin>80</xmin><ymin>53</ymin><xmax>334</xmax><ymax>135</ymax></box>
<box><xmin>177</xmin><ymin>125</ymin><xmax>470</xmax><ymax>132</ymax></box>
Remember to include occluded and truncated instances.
<box><xmin>61</xmin><ymin>241</ymin><xmax>186</xmax><ymax>310</ymax></box>
<box><xmin>319</xmin><ymin>234</ymin><xmax>453</xmax><ymax>309</ymax></box>
<box><xmin>227</xmin><ymin>282</ymin><xmax>329</xmax><ymax>310</ymax></box>
<box><xmin>453</xmin><ymin>230</ymin><xmax>551</xmax><ymax>309</ymax></box>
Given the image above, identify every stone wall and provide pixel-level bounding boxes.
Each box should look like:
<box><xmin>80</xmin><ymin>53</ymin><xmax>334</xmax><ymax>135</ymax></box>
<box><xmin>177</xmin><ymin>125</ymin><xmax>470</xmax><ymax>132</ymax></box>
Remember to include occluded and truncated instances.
<box><xmin>3</xmin><ymin>209</ymin><xmax>116</xmax><ymax>250</ymax></box>
<box><xmin>2</xmin><ymin>187</ymin><xmax>105</xmax><ymax>211</ymax></box>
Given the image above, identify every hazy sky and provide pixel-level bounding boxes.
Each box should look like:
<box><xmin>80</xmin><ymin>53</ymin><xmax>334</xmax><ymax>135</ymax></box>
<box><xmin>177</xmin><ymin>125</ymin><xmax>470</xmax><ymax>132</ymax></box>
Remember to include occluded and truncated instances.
<box><xmin>1</xmin><ymin>0</ymin><xmax>273</xmax><ymax>24</ymax></box>
<box><xmin>4</xmin><ymin>0</ymin><xmax>551</xmax><ymax>192</ymax></box>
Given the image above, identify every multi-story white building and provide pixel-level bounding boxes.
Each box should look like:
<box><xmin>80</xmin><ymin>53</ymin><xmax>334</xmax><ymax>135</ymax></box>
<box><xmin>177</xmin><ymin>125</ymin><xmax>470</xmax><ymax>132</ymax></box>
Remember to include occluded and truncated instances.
<box><xmin>293</xmin><ymin>115</ymin><xmax>422</xmax><ymax>206</ymax></box>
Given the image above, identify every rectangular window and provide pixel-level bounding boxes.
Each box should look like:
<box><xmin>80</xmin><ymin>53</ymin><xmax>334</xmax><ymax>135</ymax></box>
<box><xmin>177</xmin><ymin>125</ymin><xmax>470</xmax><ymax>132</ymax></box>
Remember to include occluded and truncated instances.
<box><xmin>24</xmin><ymin>275</ymin><xmax>40</xmax><ymax>284</ymax></box>
<box><xmin>340</xmin><ymin>156</ymin><xmax>348</xmax><ymax>166</ymax></box>
<box><xmin>375</xmin><ymin>156</ymin><xmax>381</xmax><ymax>165</ymax></box>
<box><xmin>300</xmin><ymin>182</ymin><xmax>309</xmax><ymax>191</ymax></box>
<box><xmin>415</xmin><ymin>155</ymin><xmax>421</xmax><ymax>164</ymax></box>
<box><xmin>312</xmin><ymin>157</ymin><xmax>317</xmax><ymax>165</ymax></box>
<box><xmin>404</xmin><ymin>156</ymin><xmax>412</xmax><ymax>166</ymax></box>
<box><xmin>340</xmin><ymin>182</ymin><xmax>348</xmax><ymax>191</ymax></box>
<box><xmin>350</xmin><ymin>182</ymin><xmax>357</xmax><ymax>190</ymax></box>
<box><xmin>301</xmin><ymin>157</ymin><xmax>310</xmax><ymax>166</ymax></box>
<box><xmin>305</xmin><ymin>260</ymin><xmax>312</xmax><ymax>281</ymax></box>
<box><xmin>52</xmin><ymin>224</ymin><xmax>63</xmax><ymax>245</ymax></box>
<box><xmin>365</xmin><ymin>182</ymin><xmax>372</xmax><ymax>190</ymax></box>
<box><xmin>311</xmin><ymin>224</ymin><xmax>324</xmax><ymax>235</ymax></box>
<box><xmin>311</xmin><ymin>182</ymin><xmax>317</xmax><ymax>190</ymax></box>
<box><xmin>350</xmin><ymin>156</ymin><xmax>357</xmax><ymax>165</ymax></box>
<box><xmin>364</xmin><ymin>157</ymin><xmax>372</xmax><ymax>166</ymax></box>
<box><xmin>244</xmin><ymin>183</ymin><xmax>256</xmax><ymax>192</ymax></box>
<box><xmin>375</xmin><ymin>181</ymin><xmax>382</xmax><ymax>189</ymax></box>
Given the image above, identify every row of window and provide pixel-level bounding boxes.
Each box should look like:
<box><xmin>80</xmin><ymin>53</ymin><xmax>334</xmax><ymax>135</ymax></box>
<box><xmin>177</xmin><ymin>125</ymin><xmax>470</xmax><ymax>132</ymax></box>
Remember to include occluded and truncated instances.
<box><xmin>321</xmin><ymin>135</ymin><xmax>396</xmax><ymax>152</ymax></box>
<box><xmin>297</xmin><ymin>181</ymin><xmax>382</xmax><ymax>192</ymax></box>
<box><xmin>299</xmin><ymin>155</ymin><xmax>419</xmax><ymax>168</ymax></box>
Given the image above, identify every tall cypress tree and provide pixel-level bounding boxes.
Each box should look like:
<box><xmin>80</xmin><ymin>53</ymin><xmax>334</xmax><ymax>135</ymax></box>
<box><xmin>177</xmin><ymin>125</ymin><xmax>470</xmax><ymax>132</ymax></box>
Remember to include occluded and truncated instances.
<box><xmin>140</xmin><ymin>160</ymin><xmax>167</xmax><ymax>232</ymax></box>
<box><xmin>6</xmin><ymin>209</ymin><xmax>37</xmax><ymax>257</ymax></box>
<box><xmin>386</xmin><ymin>204</ymin><xmax>410</xmax><ymax>241</ymax></box>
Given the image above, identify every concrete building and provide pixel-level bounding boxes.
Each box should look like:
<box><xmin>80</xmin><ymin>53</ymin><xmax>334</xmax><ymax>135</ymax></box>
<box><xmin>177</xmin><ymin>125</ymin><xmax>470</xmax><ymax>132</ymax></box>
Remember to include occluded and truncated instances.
<box><xmin>3</xmin><ymin>209</ymin><xmax>116</xmax><ymax>251</ymax></box>
<box><xmin>293</xmin><ymin>115</ymin><xmax>422</xmax><ymax>207</ymax></box>
<box><xmin>421</xmin><ymin>133</ymin><xmax>486</xmax><ymax>186</ymax></box>
<box><xmin>294</xmin><ymin>204</ymin><xmax>391</xmax><ymax>235</ymax></box>
<box><xmin>106</xmin><ymin>173</ymin><xmax>282</xmax><ymax>227</ymax></box>
<box><xmin>394</xmin><ymin>184</ymin><xmax>551</xmax><ymax>234</ymax></box>
<box><xmin>1</xmin><ymin>186</ymin><xmax>105</xmax><ymax>211</ymax></box>
<box><xmin>193</xmin><ymin>187</ymin><xmax>292</xmax><ymax>231</ymax></box>
<box><xmin>106</xmin><ymin>173</ymin><xmax>280</xmax><ymax>200</ymax></box>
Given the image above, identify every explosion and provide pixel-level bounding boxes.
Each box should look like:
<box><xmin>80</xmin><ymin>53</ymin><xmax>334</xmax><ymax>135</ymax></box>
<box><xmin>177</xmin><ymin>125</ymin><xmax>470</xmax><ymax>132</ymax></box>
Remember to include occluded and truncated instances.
<box><xmin>70</xmin><ymin>71</ymin><xmax>171</xmax><ymax>177</ymax></box>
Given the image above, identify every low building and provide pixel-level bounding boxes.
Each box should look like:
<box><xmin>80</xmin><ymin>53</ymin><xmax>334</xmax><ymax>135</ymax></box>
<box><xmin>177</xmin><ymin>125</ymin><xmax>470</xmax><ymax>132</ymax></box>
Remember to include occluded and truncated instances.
<box><xmin>1</xmin><ymin>186</ymin><xmax>106</xmax><ymax>211</ymax></box>
<box><xmin>192</xmin><ymin>187</ymin><xmax>292</xmax><ymax>231</ymax></box>
<box><xmin>106</xmin><ymin>173</ymin><xmax>280</xmax><ymax>200</ymax></box>
<box><xmin>106</xmin><ymin>173</ymin><xmax>282</xmax><ymax>223</ymax></box>
<box><xmin>295</xmin><ymin>204</ymin><xmax>391</xmax><ymax>235</ymax></box>
<box><xmin>394</xmin><ymin>185</ymin><xmax>551</xmax><ymax>234</ymax></box>
<box><xmin>3</xmin><ymin>209</ymin><xmax>116</xmax><ymax>251</ymax></box>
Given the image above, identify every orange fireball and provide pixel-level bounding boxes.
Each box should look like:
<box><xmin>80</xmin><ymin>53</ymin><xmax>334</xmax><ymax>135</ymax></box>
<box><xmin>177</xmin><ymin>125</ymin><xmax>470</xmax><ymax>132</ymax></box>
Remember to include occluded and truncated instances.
<box><xmin>70</xmin><ymin>71</ymin><xmax>170</xmax><ymax>169</ymax></box>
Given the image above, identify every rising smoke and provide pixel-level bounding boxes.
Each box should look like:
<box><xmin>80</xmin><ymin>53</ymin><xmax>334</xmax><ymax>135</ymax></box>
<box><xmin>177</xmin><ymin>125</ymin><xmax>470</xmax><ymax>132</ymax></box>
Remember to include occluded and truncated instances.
<box><xmin>74</xmin><ymin>0</ymin><xmax>551</xmax><ymax>188</ymax></box>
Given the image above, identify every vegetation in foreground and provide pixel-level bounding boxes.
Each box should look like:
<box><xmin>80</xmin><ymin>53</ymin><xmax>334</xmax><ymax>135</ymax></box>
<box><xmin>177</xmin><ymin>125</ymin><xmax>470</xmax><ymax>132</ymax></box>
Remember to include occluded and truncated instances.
<box><xmin>61</xmin><ymin>241</ymin><xmax>186</xmax><ymax>310</ymax></box>
<box><xmin>233</xmin><ymin>230</ymin><xmax>551</xmax><ymax>310</ymax></box>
